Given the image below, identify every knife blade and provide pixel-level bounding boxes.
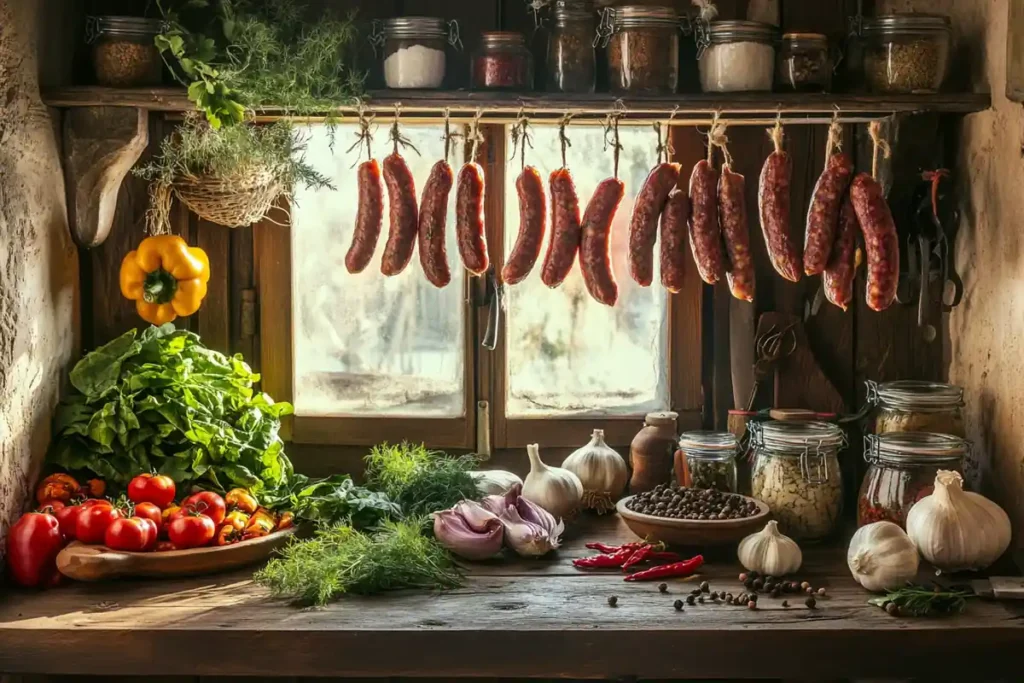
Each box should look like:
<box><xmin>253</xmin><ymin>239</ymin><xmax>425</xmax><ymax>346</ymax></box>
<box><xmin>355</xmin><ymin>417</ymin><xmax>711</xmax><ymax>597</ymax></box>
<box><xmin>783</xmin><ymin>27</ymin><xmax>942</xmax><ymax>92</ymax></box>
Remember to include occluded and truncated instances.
<box><xmin>729</xmin><ymin>299</ymin><xmax>756</xmax><ymax>410</ymax></box>
<box><xmin>970</xmin><ymin>577</ymin><xmax>1024</xmax><ymax>600</ymax></box>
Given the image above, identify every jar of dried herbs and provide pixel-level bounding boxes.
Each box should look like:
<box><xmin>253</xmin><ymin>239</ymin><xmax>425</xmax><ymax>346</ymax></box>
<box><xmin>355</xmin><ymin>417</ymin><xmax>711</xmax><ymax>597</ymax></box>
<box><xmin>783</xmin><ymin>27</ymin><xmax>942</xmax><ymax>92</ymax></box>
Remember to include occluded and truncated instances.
<box><xmin>601</xmin><ymin>5</ymin><xmax>680</xmax><ymax>94</ymax></box>
<box><xmin>87</xmin><ymin>16</ymin><xmax>164</xmax><ymax>87</ymax></box>
<box><xmin>749</xmin><ymin>421</ymin><xmax>845</xmax><ymax>542</ymax></box>
<box><xmin>776</xmin><ymin>32</ymin><xmax>832</xmax><ymax>91</ymax></box>
<box><xmin>676</xmin><ymin>431</ymin><xmax>739</xmax><ymax>493</ymax></box>
<box><xmin>861</xmin><ymin>13</ymin><xmax>952</xmax><ymax>93</ymax></box>
<box><xmin>547</xmin><ymin>0</ymin><xmax>597</xmax><ymax>93</ymax></box>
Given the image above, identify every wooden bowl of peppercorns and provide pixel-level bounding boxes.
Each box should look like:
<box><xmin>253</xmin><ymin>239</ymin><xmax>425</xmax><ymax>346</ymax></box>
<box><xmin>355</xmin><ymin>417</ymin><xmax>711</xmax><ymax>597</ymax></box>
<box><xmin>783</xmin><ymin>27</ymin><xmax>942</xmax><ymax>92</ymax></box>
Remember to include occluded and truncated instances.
<box><xmin>616</xmin><ymin>486</ymin><xmax>770</xmax><ymax>547</ymax></box>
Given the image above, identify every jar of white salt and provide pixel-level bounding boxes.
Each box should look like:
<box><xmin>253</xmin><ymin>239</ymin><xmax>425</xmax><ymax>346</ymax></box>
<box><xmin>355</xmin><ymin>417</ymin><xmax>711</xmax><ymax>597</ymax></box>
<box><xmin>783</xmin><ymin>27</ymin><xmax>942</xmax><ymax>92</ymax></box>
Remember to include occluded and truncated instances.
<box><xmin>697</xmin><ymin>20</ymin><xmax>776</xmax><ymax>92</ymax></box>
<box><xmin>379</xmin><ymin>17</ymin><xmax>460</xmax><ymax>89</ymax></box>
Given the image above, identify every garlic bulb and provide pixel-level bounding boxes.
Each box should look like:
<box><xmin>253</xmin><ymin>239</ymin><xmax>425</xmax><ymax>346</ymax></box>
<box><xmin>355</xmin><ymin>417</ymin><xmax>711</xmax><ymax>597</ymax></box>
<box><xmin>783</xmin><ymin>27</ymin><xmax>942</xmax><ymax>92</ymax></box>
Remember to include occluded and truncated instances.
<box><xmin>470</xmin><ymin>470</ymin><xmax>524</xmax><ymax>497</ymax></box>
<box><xmin>561</xmin><ymin>429</ymin><xmax>628</xmax><ymax>514</ymax></box>
<box><xmin>522</xmin><ymin>443</ymin><xmax>583</xmax><ymax>520</ymax></box>
<box><xmin>847</xmin><ymin>521</ymin><xmax>919</xmax><ymax>592</ymax></box>
<box><xmin>737</xmin><ymin>520</ymin><xmax>802</xmax><ymax>576</ymax></box>
<box><xmin>906</xmin><ymin>470</ymin><xmax>1011</xmax><ymax>572</ymax></box>
<box><xmin>432</xmin><ymin>501</ymin><xmax>504</xmax><ymax>561</ymax></box>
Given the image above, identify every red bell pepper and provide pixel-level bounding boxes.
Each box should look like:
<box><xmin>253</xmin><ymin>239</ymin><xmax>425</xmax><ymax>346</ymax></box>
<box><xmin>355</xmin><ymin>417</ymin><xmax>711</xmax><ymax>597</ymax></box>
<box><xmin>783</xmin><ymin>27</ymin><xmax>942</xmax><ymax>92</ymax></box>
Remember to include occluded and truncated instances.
<box><xmin>5</xmin><ymin>512</ymin><xmax>64</xmax><ymax>588</ymax></box>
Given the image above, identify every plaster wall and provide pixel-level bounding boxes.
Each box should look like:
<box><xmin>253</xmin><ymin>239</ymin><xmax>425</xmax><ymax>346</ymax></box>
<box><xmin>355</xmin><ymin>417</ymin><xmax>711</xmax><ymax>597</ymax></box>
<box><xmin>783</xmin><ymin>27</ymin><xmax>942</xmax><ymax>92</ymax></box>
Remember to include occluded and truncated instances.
<box><xmin>881</xmin><ymin>0</ymin><xmax>1024</xmax><ymax>535</ymax></box>
<box><xmin>0</xmin><ymin>0</ymin><xmax>79</xmax><ymax>558</ymax></box>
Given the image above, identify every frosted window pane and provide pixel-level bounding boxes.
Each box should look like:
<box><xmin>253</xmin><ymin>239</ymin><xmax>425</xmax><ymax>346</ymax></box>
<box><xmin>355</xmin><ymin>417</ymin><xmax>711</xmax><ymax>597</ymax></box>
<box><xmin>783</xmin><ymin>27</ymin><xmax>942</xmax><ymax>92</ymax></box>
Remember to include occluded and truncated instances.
<box><xmin>291</xmin><ymin>124</ymin><xmax>465</xmax><ymax>417</ymax></box>
<box><xmin>504</xmin><ymin>125</ymin><xmax>670</xmax><ymax>417</ymax></box>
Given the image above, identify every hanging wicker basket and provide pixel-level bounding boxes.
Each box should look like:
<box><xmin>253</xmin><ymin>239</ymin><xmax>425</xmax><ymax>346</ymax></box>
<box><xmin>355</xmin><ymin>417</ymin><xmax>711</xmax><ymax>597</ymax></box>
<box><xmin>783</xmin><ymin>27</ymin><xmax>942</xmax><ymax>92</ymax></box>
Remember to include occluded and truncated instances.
<box><xmin>174</xmin><ymin>168</ymin><xmax>285</xmax><ymax>228</ymax></box>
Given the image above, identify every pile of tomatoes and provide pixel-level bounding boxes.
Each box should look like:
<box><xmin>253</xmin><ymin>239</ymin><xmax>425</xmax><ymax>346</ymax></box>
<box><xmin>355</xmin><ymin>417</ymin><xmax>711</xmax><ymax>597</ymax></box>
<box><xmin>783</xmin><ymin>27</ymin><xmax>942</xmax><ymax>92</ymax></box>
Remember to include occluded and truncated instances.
<box><xmin>6</xmin><ymin>472</ymin><xmax>294</xmax><ymax>588</ymax></box>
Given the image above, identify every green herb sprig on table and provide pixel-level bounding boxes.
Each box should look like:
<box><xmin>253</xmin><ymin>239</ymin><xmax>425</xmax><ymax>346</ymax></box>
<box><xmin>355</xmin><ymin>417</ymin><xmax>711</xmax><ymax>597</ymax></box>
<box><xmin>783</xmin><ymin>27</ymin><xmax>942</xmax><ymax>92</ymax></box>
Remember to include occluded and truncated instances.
<box><xmin>261</xmin><ymin>473</ymin><xmax>401</xmax><ymax>528</ymax></box>
<box><xmin>364</xmin><ymin>443</ymin><xmax>481</xmax><ymax>518</ymax></box>
<box><xmin>869</xmin><ymin>585</ymin><xmax>973</xmax><ymax>617</ymax></box>
<box><xmin>254</xmin><ymin>519</ymin><xmax>463</xmax><ymax>606</ymax></box>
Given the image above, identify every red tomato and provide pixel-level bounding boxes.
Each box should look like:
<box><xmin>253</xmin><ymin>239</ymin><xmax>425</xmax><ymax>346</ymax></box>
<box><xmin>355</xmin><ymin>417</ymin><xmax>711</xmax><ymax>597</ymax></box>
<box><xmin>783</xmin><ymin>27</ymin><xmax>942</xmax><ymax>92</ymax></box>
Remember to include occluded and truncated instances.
<box><xmin>104</xmin><ymin>517</ymin><xmax>152</xmax><ymax>552</ymax></box>
<box><xmin>127</xmin><ymin>473</ymin><xmax>176</xmax><ymax>509</ymax></box>
<box><xmin>138</xmin><ymin>517</ymin><xmax>159</xmax><ymax>550</ymax></box>
<box><xmin>75</xmin><ymin>502</ymin><xmax>122</xmax><ymax>545</ymax></box>
<box><xmin>134</xmin><ymin>502</ymin><xmax>163</xmax><ymax>533</ymax></box>
<box><xmin>5</xmin><ymin>512</ymin><xmax>64</xmax><ymax>588</ymax></box>
<box><xmin>53</xmin><ymin>504</ymin><xmax>82</xmax><ymax>540</ymax></box>
<box><xmin>36</xmin><ymin>500</ymin><xmax>66</xmax><ymax>514</ymax></box>
<box><xmin>167</xmin><ymin>514</ymin><xmax>216</xmax><ymax>549</ymax></box>
<box><xmin>182</xmin><ymin>492</ymin><xmax>226</xmax><ymax>525</ymax></box>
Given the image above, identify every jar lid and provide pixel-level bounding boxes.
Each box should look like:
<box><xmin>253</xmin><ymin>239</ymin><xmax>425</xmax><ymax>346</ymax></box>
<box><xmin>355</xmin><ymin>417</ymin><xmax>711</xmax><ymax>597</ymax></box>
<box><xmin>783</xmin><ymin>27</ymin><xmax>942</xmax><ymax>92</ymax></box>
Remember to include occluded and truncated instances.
<box><xmin>864</xmin><ymin>432</ymin><xmax>968</xmax><ymax>466</ymax></box>
<box><xmin>385</xmin><ymin>16</ymin><xmax>449</xmax><ymax>39</ymax></box>
<box><xmin>707</xmin><ymin>20</ymin><xmax>777</xmax><ymax>44</ymax></box>
<box><xmin>781</xmin><ymin>32</ymin><xmax>829</xmax><ymax>49</ymax></box>
<box><xmin>480</xmin><ymin>31</ymin><xmax>527</xmax><ymax>47</ymax></box>
<box><xmin>611</xmin><ymin>5</ymin><xmax>679</xmax><ymax>29</ymax></box>
<box><xmin>870</xmin><ymin>380</ymin><xmax>964</xmax><ymax>411</ymax></box>
<box><xmin>554</xmin><ymin>0</ymin><xmax>594</xmax><ymax>24</ymax></box>
<box><xmin>862</xmin><ymin>13</ymin><xmax>952</xmax><ymax>36</ymax></box>
<box><xmin>644</xmin><ymin>410</ymin><xmax>678</xmax><ymax>427</ymax></box>
<box><xmin>754</xmin><ymin>420</ymin><xmax>846</xmax><ymax>453</ymax></box>
<box><xmin>679</xmin><ymin>431</ymin><xmax>738</xmax><ymax>460</ymax></box>
<box><xmin>86</xmin><ymin>16</ymin><xmax>164</xmax><ymax>42</ymax></box>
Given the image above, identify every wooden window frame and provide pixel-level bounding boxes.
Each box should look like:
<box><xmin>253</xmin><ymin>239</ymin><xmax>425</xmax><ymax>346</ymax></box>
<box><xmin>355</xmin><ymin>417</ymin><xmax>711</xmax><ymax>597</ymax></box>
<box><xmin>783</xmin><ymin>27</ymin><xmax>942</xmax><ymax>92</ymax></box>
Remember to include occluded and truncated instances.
<box><xmin>256</xmin><ymin>120</ymin><xmax>704</xmax><ymax>452</ymax></box>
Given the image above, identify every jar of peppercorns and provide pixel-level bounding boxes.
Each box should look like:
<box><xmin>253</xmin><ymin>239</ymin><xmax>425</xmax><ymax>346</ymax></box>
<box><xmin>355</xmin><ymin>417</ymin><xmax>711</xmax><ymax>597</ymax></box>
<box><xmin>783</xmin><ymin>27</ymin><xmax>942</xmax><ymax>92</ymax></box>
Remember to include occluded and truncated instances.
<box><xmin>600</xmin><ymin>5</ymin><xmax>681</xmax><ymax>94</ymax></box>
<box><xmin>676</xmin><ymin>431</ymin><xmax>739</xmax><ymax>493</ymax></box>
<box><xmin>86</xmin><ymin>16</ymin><xmax>164</xmax><ymax>87</ymax></box>
<box><xmin>546</xmin><ymin>0</ymin><xmax>597</xmax><ymax>93</ymax></box>
<box><xmin>858</xmin><ymin>432</ymin><xmax>967</xmax><ymax>529</ymax></box>
<box><xmin>471</xmin><ymin>31</ymin><xmax>533</xmax><ymax>90</ymax></box>
<box><xmin>776</xmin><ymin>32</ymin><xmax>832</xmax><ymax>91</ymax></box>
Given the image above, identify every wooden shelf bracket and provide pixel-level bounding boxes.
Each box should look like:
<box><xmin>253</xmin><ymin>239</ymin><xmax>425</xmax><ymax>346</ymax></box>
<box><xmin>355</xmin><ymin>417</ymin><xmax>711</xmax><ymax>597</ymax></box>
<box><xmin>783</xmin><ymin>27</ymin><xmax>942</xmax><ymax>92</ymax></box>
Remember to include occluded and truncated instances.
<box><xmin>62</xmin><ymin>106</ymin><xmax>149</xmax><ymax>247</ymax></box>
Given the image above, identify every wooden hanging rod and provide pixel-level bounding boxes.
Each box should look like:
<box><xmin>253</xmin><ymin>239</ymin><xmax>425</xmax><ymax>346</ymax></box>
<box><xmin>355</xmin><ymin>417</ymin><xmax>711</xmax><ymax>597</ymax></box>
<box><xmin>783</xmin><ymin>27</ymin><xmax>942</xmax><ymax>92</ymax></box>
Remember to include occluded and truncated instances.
<box><xmin>42</xmin><ymin>86</ymin><xmax>991</xmax><ymax>121</ymax></box>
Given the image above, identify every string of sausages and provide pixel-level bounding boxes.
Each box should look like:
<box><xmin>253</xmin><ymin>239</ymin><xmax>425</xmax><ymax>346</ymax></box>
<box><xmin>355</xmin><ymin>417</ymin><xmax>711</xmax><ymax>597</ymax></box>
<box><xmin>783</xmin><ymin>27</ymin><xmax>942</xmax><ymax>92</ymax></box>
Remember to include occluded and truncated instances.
<box><xmin>341</xmin><ymin>106</ymin><xmax>900</xmax><ymax>312</ymax></box>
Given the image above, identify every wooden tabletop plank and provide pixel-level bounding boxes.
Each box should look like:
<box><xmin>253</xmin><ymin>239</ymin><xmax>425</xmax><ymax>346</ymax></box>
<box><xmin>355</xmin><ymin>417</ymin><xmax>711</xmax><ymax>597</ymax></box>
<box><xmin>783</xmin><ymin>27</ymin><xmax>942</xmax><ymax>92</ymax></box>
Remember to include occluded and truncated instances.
<box><xmin>3</xmin><ymin>514</ymin><xmax>1024</xmax><ymax>678</ymax></box>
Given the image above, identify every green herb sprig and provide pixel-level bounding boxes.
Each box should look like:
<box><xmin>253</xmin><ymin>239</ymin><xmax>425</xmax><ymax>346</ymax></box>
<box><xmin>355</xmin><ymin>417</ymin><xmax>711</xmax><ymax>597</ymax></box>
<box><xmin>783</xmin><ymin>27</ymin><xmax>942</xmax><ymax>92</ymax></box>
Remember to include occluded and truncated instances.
<box><xmin>869</xmin><ymin>585</ymin><xmax>973</xmax><ymax>617</ymax></box>
<box><xmin>364</xmin><ymin>443</ymin><xmax>480</xmax><ymax>518</ymax></box>
<box><xmin>254</xmin><ymin>520</ymin><xmax>463</xmax><ymax>606</ymax></box>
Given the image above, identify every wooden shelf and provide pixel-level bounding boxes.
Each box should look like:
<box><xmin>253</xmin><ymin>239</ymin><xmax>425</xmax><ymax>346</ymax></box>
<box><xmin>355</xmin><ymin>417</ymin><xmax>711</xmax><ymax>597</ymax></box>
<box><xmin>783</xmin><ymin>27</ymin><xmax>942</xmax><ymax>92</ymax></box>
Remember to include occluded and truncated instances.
<box><xmin>42</xmin><ymin>86</ymin><xmax>992</xmax><ymax>124</ymax></box>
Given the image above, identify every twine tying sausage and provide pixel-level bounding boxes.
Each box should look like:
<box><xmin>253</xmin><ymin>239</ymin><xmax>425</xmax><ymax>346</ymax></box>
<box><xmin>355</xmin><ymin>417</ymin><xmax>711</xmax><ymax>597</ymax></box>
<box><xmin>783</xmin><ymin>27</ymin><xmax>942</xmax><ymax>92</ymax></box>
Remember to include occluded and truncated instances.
<box><xmin>768</xmin><ymin>111</ymin><xmax>785</xmax><ymax>155</ymax></box>
<box><xmin>442</xmin><ymin>107</ymin><xmax>455</xmax><ymax>164</ymax></box>
<box><xmin>558</xmin><ymin>111</ymin><xmax>574</xmax><ymax>170</ymax></box>
<box><xmin>510</xmin><ymin>107</ymin><xmax>533</xmax><ymax>171</ymax></box>
<box><xmin>468</xmin><ymin>108</ymin><xmax>484</xmax><ymax>163</ymax></box>
<box><xmin>868</xmin><ymin>119</ymin><xmax>892</xmax><ymax>179</ymax></box>
<box><xmin>708</xmin><ymin>118</ymin><xmax>733</xmax><ymax>169</ymax></box>
<box><xmin>604</xmin><ymin>102</ymin><xmax>626</xmax><ymax>179</ymax></box>
<box><xmin>346</xmin><ymin>102</ymin><xmax>376</xmax><ymax>167</ymax></box>
<box><xmin>389</xmin><ymin>103</ymin><xmax>420</xmax><ymax>157</ymax></box>
<box><xmin>665</xmin><ymin>105</ymin><xmax>679</xmax><ymax>160</ymax></box>
<box><xmin>825</xmin><ymin>105</ymin><xmax>843</xmax><ymax>157</ymax></box>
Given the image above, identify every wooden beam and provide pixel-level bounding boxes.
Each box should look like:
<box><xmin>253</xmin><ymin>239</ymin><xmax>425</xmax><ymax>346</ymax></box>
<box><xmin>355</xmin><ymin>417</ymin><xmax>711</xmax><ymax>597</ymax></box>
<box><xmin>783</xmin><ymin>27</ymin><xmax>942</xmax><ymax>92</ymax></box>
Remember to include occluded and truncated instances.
<box><xmin>61</xmin><ymin>106</ymin><xmax>148</xmax><ymax>247</ymax></box>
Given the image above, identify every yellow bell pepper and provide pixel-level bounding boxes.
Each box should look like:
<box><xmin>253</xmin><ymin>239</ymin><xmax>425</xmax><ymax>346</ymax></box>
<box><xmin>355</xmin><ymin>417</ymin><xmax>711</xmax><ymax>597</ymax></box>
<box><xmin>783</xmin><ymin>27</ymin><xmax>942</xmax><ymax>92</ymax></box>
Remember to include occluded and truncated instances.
<box><xmin>119</xmin><ymin>235</ymin><xmax>211</xmax><ymax>325</ymax></box>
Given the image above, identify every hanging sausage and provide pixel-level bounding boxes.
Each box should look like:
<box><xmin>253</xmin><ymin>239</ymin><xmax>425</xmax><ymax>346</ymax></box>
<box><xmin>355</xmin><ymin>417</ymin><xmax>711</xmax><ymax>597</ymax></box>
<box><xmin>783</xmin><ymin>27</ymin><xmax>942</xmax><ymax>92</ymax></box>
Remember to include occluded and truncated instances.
<box><xmin>541</xmin><ymin>113</ymin><xmax>583</xmax><ymax>288</ymax></box>
<box><xmin>502</xmin><ymin>112</ymin><xmax>547</xmax><ymax>285</ymax></box>
<box><xmin>758</xmin><ymin>117</ymin><xmax>802</xmax><ymax>282</ymax></box>
<box><xmin>417</xmin><ymin>110</ymin><xmax>456</xmax><ymax>288</ymax></box>
<box><xmin>851</xmin><ymin>120</ymin><xmax>899</xmax><ymax>312</ymax></box>
<box><xmin>804</xmin><ymin>114</ymin><xmax>855</xmax><ymax>276</ymax></box>
<box><xmin>711</xmin><ymin>123</ymin><xmax>754</xmax><ymax>303</ymax></box>
<box><xmin>628</xmin><ymin>122</ymin><xmax>679</xmax><ymax>287</ymax></box>
<box><xmin>579</xmin><ymin>112</ymin><xmax>626</xmax><ymax>306</ymax></box>
<box><xmin>344</xmin><ymin>109</ymin><xmax>384</xmax><ymax>275</ymax></box>
<box><xmin>381</xmin><ymin>106</ymin><xmax>420</xmax><ymax>277</ymax></box>
<box><xmin>456</xmin><ymin>111</ymin><xmax>489</xmax><ymax>276</ymax></box>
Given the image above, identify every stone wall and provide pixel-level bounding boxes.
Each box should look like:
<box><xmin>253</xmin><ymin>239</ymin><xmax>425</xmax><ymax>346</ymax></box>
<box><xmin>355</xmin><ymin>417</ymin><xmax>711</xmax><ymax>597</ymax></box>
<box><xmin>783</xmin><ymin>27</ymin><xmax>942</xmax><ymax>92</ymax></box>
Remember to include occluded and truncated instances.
<box><xmin>0</xmin><ymin>0</ymin><xmax>79</xmax><ymax>559</ymax></box>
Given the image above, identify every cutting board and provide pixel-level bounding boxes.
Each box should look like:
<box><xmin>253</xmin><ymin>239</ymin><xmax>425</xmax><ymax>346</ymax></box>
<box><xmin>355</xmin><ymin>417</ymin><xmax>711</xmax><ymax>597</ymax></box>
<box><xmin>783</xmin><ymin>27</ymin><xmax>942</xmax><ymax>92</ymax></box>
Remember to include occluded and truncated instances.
<box><xmin>56</xmin><ymin>528</ymin><xmax>296</xmax><ymax>581</ymax></box>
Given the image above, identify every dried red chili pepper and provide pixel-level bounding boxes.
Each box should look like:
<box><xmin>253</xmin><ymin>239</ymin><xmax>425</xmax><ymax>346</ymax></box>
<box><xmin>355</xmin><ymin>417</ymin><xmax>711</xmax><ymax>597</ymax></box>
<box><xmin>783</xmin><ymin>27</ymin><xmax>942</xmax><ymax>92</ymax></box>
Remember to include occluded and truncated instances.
<box><xmin>585</xmin><ymin>541</ymin><xmax>641</xmax><ymax>554</ymax></box>
<box><xmin>621</xmin><ymin>545</ymin><xmax>654</xmax><ymax>571</ymax></box>
<box><xmin>573</xmin><ymin>546</ymin><xmax>643</xmax><ymax>569</ymax></box>
<box><xmin>623</xmin><ymin>555</ymin><xmax>704</xmax><ymax>582</ymax></box>
<box><xmin>647</xmin><ymin>551</ymin><xmax>683</xmax><ymax>562</ymax></box>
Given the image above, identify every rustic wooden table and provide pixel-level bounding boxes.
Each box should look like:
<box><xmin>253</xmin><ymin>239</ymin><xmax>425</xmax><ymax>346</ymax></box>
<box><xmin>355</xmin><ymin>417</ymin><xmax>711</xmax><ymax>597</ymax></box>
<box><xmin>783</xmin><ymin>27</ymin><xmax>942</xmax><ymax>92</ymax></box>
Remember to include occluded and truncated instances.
<box><xmin>1</xmin><ymin>515</ymin><xmax>1022</xmax><ymax>680</ymax></box>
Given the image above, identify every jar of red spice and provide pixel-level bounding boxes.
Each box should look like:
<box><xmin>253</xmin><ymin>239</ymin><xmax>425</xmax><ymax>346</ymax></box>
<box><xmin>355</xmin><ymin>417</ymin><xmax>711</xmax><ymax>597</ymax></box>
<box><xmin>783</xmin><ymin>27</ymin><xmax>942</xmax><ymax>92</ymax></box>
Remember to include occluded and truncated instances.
<box><xmin>471</xmin><ymin>32</ymin><xmax>533</xmax><ymax>90</ymax></box>
<box><xmin>857</xmin><ymin>432</ymin><xmax>967</xmax><ymax>529</ymax></box>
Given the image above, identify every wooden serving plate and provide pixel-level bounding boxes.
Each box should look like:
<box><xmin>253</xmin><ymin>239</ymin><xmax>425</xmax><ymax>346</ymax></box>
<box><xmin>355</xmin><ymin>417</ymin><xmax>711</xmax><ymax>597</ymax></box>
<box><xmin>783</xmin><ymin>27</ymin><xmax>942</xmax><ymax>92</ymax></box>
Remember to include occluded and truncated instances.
<box><xmin>616</xmin><ymin>494</ymin><xmax>770</xmax><ymax>547</ymax></box>
<box><xmin>56</xmin><ymin>528</ymin><xmax>296</xmax><ymax>581</ymax></box>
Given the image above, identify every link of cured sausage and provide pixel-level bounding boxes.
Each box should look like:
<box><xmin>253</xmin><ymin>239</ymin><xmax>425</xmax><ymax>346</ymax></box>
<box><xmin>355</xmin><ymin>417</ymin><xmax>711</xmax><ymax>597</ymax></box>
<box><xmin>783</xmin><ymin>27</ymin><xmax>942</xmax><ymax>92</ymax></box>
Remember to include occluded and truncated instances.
<box><xmin>628</xmin><ymin>162</ymin><xmax>680</xmax><ymax>287</ymax></box>
<box><xmin>541</xmin><ymin>168</ymin><xmax>582</xmax><ymax>287</ymax></box>
<box><xmin>501</xmin><ymin>166</ymin><xmax>547</xmax><ymax>285</ymax></box>
<box><xmin>687</xmin><ymin>160</ymin><xmax>725</xmax><ymax>285</ymax></box>
<box><xmin>823</xmin><ymin>194</ymin><xmax>859</xmax><ymax>311</ymax></box>
<box><xmin>580</xmin><ymin>178</ymin><xmax>624</xmax><ymax>306</ymax></box>
<box><xmin>659</xmin><ymin>189</ymin><xmax>690</xmax><ymax>294</ymax></box>
<box><xmin>804</xmin><ymin>153</ymin><xmax>855</xmax><ymax>276</ymax></box>
<box><xmin>345</xmin><ymin>158</ymin><xmax>384</xmax><ymax>274</ymax></box>
<box><xmin>417</xmin><ymin>159</ymin><xmax>454</xmax><ymax>288</ymax></box>
<box><xmin>850</xmin><ymin>172</ymin><xmax>899</xmax><ymax>312</ymax></box>
<box><xmin>758</xmin><ymin>150</ymin><xmax>802</xmax><ymax>282</ymax></box>
<box><xmin>718</xmin><ymin>165</ymin><xmax>755</xmax><ymax>302</ymax></box>
<box><xmin>455</xmin><ymin>162</ymin><xmax>488</xmax><ymax>276</ymax></box>
<box><xmin>381</xmin><ymin>153</ymin><xmax>419</xmax><ymax>277</ymax></box>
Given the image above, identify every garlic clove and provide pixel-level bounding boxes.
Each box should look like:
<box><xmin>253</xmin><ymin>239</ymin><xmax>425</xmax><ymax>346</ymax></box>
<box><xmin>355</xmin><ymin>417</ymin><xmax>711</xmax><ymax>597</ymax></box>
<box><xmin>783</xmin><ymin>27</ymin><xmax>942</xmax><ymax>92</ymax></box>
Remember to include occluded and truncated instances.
<box><xmin>471</xmin><ymin>470</ymin><xmax>524</xmax><ymax>497</ymax></box>
<box><xmin>432</xmin><ymin>504</ymin><xmax>504</xmax><ymax>561</ymax></box>
<box><xmin>498</xmin><ymin>504</ymin><xmax>562</xmax><ymax>557</ymax></box>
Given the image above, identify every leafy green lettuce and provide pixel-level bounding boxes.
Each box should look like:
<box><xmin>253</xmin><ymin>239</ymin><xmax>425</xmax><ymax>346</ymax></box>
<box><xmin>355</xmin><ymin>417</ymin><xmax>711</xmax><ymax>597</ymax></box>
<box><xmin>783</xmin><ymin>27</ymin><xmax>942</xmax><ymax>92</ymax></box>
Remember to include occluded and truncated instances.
<box><xmin>50</xmin><ymin>324</ymin><xmax>294</xmax><ymax>492</ymax></box>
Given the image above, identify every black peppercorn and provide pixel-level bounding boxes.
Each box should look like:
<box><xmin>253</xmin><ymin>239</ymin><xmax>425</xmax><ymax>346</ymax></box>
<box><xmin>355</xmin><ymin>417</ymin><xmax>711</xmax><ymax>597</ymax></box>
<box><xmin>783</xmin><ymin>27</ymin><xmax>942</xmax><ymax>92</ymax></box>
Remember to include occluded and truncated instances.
<box><xmin>782</xmin><ymin>600</ymin><xmax>789</xmax><ymax>608</ymax></box>
<box><xmin>753</xmin><ymin>578</ymin><xmax>764</xmax><ymax>590</ymax></box>
<box><xmin>674</xmin><ymin>599</ymin><xmax>684</xmax><ymax>611</ymax></box>
<box><xmin>885</xmin><ymin>601</ymin><xmax>898</xmax><ymax>616</ymax></box>
<box><xmin>806</xmin><ymin>596</ymin><xmax>817</xmax><ymax>609</ymax></box>
<box><xmin>698</xmin><ymin>596</ymin><xmax>705</xmax><ymax>604</ymax></box>
<box><xmin>771</xmin><ymin>588</ymin><xmax>781</xmax><ymax>599</ymax></box>
<box><xmin>608</xmin><ymin>596</ymin><xmax>618</xmax><ymax>607</ymax></box>
<box><xmin>686</xmin><ymin>595</ymin><xmax>696</xmax><ymax>606</ymax></box>
<box><xmin>700</xmin><ymin>581</ymin><xmax>710</xmax><ymax>593</ymax></box>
